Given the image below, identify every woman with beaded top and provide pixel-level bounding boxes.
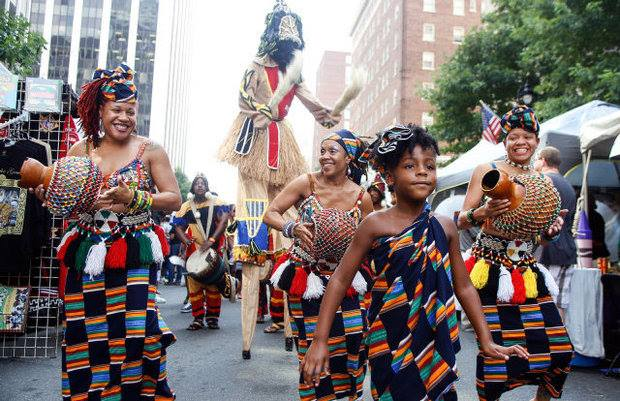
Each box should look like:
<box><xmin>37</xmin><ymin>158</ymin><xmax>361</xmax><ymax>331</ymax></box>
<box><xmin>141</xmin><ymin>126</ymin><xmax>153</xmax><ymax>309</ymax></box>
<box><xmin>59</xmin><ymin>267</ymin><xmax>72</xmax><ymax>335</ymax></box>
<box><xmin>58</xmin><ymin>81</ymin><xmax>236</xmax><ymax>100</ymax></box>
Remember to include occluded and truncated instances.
<box><xmin>33</xmin><ymin>64</ymin><xmax>181</xmax><ymax>400</ymax></box>
<box><xmin>264</xmin><ymin>129</ymin><xmax>373</xmax><ymax>401</ymax></box>
<box><xmin>457</xmin><ymin>105</ymin><xmax>573</xmax><ymax>401</ymax></box>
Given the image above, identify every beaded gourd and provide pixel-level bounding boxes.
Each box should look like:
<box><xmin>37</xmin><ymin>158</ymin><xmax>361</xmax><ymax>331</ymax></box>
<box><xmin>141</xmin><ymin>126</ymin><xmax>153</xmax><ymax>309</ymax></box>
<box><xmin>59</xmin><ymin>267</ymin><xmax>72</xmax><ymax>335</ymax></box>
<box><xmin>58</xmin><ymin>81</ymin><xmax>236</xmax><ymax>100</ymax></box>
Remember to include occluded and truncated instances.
<box><xmin>19</xmin><ymin>156</ymin><xmax>103</xmax><ymax>217</ymax></box>
<box><xmin>482</xmin><ymin>169</ymin><xmax>561</xmax><ymax>239</ymax></box>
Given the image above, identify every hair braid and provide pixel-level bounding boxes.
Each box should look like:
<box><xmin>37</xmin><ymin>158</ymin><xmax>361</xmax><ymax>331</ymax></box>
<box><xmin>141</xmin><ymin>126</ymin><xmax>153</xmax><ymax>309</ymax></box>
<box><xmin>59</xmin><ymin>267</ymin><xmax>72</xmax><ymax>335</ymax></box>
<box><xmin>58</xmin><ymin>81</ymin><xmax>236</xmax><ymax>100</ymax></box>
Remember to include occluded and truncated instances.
<box><xmin>77</xmin><ymin>78</ymin><xmax>106</xmax><ymax>148</ymax></box>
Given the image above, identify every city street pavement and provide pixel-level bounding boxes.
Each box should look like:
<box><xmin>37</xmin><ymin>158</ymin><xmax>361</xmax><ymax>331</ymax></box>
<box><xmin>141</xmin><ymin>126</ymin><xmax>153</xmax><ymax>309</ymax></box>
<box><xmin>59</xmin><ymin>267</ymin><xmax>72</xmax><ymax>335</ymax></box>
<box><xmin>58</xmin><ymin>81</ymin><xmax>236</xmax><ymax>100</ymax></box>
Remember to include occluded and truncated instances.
<box><xmin>1</xmin><ymin>284</ymin><xmax>619</xmax><ymax>400</ymax></box>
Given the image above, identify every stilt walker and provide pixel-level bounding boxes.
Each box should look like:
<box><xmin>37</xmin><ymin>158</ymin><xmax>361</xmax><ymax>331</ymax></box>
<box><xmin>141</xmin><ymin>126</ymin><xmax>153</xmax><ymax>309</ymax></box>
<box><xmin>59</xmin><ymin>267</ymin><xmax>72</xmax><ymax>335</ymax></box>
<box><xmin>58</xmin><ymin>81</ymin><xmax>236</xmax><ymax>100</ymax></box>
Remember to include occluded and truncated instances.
<box><xmin>218</xmin><ymin>0</ymin><xmax>340</xmax><ymax>360</ymax></box>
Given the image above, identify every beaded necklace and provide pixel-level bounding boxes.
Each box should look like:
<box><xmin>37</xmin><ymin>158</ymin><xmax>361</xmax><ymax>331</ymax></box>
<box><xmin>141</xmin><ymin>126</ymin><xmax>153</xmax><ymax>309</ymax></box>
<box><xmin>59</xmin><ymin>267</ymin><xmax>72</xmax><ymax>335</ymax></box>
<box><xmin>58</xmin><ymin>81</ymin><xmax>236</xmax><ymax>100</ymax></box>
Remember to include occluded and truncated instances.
<box><xmin>503</xmin><ymin>157</ymin><xmax>531</xmax><ymax>171</ymax></box>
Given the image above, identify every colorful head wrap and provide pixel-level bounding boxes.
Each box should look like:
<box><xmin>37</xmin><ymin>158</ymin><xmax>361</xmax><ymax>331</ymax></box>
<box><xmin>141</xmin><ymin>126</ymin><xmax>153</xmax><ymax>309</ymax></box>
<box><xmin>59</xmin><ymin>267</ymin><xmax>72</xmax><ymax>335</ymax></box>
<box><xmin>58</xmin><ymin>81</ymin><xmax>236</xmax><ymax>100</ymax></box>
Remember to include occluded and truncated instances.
<box><xmin>321</xmin><ymin>129</ymin><xmax>367</xmax><ymax>184</ymax></box>
<box><xmin>500</xmin><ymin>105</ymin><xmax>539</xmax><ymax>140</ymax></box>
<box><xmin>368</xmin><ymin>173</ymin><xmax>386</xmax><ymax>198</ymax></box>
<box><xmin>92</xmin><ymin>63</ymin><xmax>138</xmax><ymax>103</ymax></box>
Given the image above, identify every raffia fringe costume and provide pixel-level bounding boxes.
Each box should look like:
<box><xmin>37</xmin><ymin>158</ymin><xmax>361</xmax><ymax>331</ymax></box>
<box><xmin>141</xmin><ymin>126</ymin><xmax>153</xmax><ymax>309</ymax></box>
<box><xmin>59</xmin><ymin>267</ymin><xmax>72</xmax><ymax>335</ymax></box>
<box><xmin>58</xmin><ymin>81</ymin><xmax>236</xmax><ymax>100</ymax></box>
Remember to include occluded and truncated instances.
<box><xmin>218</xmin><ymin>56</ymin><xmax>335</xmax><ymax>351</ymax></box>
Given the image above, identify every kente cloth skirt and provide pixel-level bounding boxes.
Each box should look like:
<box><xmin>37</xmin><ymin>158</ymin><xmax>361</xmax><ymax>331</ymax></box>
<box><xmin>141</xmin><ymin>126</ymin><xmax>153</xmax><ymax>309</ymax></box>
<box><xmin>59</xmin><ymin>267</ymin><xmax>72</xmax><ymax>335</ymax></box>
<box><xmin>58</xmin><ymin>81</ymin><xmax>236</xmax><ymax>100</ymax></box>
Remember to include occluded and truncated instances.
<box><xmin>288</xmin><ymin>277</ymin><xmax>367</xmax><ymax>401</ymax></box>
<box><xmin>470</xmin><ymin>233</ymin><xmax>573</xmax><ymax>400</ymax></box>
<box><xmin>62</xmin><ymin>264</ymin><xmax>176</xmax><ymax>400</ymax></box>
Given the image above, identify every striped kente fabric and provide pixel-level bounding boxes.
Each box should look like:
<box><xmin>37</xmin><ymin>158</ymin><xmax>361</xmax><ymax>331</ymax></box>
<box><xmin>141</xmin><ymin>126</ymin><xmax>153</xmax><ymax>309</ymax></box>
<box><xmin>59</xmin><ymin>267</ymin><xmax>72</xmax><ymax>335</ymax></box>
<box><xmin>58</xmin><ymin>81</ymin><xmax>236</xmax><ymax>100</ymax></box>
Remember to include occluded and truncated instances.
<box><xmin>367</xmin><ymin>205</ymin><xmax>460</xmax><ymax>401</ymax></box>
<box><xmin>62</xmin><ymin>265</ymin><xmax>176</xmax><ymax>400</ymax></box>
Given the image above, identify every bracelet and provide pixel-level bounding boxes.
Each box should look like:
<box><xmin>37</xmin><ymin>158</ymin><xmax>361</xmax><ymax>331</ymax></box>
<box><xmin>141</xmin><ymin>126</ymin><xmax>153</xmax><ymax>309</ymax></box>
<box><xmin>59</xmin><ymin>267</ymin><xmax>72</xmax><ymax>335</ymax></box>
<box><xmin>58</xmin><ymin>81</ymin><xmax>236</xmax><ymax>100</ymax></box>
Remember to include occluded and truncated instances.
<box><xmin>282</xmin><ymin>220</ymin><xmax>296</xmax><ymax>238</ymax></box>
<box><xmin>127</xmin><ymin>190</ymin><xmax>153</xmax><ymax>213</ymax></box>
<box><xmin>466</xmin><ymin>208</ymin><xmax>482</xmax><ymax>226</ymax></box>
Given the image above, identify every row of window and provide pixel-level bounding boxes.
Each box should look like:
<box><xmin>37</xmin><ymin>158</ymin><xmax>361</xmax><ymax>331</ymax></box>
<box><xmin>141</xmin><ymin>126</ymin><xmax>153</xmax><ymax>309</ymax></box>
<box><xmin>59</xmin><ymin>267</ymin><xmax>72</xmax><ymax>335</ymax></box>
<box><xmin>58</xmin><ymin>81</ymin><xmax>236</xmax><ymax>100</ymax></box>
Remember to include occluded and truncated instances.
<box><xmin>423</xmin><ymin>0</ymin><xmax>476</xmax><ymax>15</ymax></box>
<box><xmin>423</xmin><ymin>24</ymin><xmax>465</xmax><ymax>44</ymax></box>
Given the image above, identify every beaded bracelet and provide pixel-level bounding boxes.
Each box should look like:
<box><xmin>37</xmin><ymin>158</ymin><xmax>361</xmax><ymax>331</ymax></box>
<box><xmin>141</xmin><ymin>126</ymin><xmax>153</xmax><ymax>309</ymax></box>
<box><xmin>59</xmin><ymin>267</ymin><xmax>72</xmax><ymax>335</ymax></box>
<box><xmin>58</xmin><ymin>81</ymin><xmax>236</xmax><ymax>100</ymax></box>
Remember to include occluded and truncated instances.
<box><xmin>282</xmin><ymin>220</ymin><xmax>297</xmax><ymax>238</ymax></box>
<box><xmin>541</xmin><ymin>231</ymin><xmax>560</xmax><ymax>243</ymax></box>
<box><xmin>127</xmin><ymin>190</ymin><xmax>153</xmax><ymax>213</ymax></box>
<box><xmin>466</xmin><ymin>208</ymin><xmax>482</xmax><ymax>226</ymax></box>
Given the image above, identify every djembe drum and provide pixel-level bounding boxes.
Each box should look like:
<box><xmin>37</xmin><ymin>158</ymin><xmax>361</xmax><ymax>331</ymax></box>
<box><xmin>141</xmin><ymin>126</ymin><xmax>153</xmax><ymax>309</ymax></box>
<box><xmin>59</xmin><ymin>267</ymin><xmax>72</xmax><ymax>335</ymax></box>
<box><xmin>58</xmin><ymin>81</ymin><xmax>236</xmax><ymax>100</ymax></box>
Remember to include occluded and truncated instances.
<box><xmin>481</xmin><ymin>169</ymin><xmax>561</xmax><ymax>239</ymax></box>
<box><xmin>19</xmin><ymin>156</ymin><xmax>103</xmax><ymax>217</ymax></box>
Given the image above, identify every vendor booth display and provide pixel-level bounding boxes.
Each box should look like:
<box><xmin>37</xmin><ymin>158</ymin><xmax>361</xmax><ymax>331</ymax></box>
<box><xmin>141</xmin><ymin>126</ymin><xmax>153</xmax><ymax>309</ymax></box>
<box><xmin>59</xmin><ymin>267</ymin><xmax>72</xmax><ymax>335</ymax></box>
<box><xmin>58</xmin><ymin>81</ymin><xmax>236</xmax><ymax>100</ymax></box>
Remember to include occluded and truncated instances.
<box><xmin>0</xmin><ymin>75</ymin><xmax>78</xmax><ymax>358</ymax></box>
<box><xmin>0</xmin><ymin>285</ymin><xmax>30</xmax><ymax>334</ymax></box>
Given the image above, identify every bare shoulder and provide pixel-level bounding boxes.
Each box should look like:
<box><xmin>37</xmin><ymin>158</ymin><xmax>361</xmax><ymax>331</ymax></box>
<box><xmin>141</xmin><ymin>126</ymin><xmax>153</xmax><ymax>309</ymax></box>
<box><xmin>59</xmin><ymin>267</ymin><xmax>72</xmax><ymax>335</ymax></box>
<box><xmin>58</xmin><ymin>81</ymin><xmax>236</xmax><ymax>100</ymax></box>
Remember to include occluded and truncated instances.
<box><xmin>433</xmin><ymin>213</ymin><xmax>457</xmax><ymax>240</ymax></box>
<box><xmin>67</xmin><ymin>138</ymin><xmax>89</xmax><ymax>157</ymax></box>
<box><xmin>143</xmin><ymin>138</ymin><xmax>165</xmax><ymax>153</ymax></box>
<box><xmin>473</xmin><ymin>162</ymin><xmax>494</xmax><ymax>177</ymax></box>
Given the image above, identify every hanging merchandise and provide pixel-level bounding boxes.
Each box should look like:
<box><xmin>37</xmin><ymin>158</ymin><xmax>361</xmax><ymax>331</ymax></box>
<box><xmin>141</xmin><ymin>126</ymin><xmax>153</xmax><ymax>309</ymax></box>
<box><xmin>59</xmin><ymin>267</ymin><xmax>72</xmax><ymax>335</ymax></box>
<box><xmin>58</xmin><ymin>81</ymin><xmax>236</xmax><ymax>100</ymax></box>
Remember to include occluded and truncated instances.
<box><xmin>24</xmin><ymin>78</ymin><xmax>62</xmax><ymax>114</ymax></box>
<box><xmin>0</xmin><ymin>284</ymin><xmax>30</xmax><ymax>334</ymax></box>
<box><xmin>0</xmin><ymin>63</ymin><xmax>18</xmax><ymax>111</ymax></box>
<box><xmin>58</xmin><ymin>115</ymin><xmax>79</xmax><ymax>158</ymax></box>
<box><xmin>0</xmin><ymin>138</ymin><xmax>51</xmax><ymax>273</ymax></box>
<box><xmin>39</xmin><ymin>114</ymin><xmax>60</xmax><ymax>133</ymax></box>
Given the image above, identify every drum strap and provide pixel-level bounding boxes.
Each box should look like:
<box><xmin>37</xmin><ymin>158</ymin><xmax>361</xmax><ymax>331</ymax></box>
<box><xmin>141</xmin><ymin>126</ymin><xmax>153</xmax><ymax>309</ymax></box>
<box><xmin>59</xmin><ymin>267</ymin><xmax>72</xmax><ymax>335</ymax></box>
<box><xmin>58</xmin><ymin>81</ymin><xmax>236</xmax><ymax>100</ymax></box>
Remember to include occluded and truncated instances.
<box><xmin>190</xmin><ymin>199</ymin><xmax>214</xmax><ymax>244</ymax></box>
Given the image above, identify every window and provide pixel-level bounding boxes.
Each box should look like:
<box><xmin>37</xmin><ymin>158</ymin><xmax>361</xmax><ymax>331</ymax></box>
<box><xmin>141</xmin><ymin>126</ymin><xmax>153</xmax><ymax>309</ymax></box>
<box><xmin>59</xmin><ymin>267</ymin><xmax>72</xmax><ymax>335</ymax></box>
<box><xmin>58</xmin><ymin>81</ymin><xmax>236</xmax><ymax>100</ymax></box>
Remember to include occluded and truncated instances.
<box><xmin>423</xmin><ymin>0</ymin><xmax>435</xmax><ymax>13</ymax></box>
<box><xmin>453</xmin><ymin>26</ymin><xmax>465</xmax><ymax>44</ymax></box>
<box><xmin>423</xmin><ymin>23</ymin><xmax>435</xmax><ymax>42</ymax></box>
<box><xmin>393</xmin><ymin>62</ymin><xmax>399</xmax><ymax>77</ymax></box>
<box><xmin>394</xmin><ymin>4</ymin><xmax>400</xmax><ymax>20</ymax></box>
<box><xmin>453</xmin><ymin>0</ymin><xmax>465</xmax><ymax>16</ymax></box>
<box><xmin>393</xmin><ymin>89</ymin><xmax>399</xmax><ymax>106</ymax></box>
<box><xmin>393</xmin><ymin>32</ymin><xmax>399</xmax><ymax>49</ymax></box>
<box><xmin>469</xmin><ymin>0</ymin><xmax>477</xmax><ymax>12</ymax></box>
<box><xmin>422</xmin><ymin>52</ymin><xmax>435</xmax><ymax>70</ymax></box>
<box><xmin>422</xmin><ymin>112</ymin><xmax>434</xmax><ymax>127</ymax></box>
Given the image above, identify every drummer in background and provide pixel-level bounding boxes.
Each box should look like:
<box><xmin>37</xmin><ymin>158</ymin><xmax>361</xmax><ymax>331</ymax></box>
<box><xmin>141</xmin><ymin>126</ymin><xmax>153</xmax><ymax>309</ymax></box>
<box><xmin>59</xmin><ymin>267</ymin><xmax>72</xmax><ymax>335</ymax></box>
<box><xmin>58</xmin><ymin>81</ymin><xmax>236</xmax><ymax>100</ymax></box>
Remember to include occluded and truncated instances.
<box><xmin>173</xmin><ymin>174</ymin><xmax>238</xmax><ymax>330</ymax></box>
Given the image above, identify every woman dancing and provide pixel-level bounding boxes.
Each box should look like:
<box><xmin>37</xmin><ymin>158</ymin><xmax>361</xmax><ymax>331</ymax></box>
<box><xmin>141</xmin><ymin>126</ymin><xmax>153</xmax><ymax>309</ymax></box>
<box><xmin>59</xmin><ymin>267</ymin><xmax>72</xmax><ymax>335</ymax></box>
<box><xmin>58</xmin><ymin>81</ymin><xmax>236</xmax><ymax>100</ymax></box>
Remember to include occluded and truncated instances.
<box><xmin>456</xmin><ymin>105</ymin><xmax>572</xmax><ymax>401</ymax></box>
<box><xmin>36</xmin><ymin>64</ymin><xmax>181</xmax><ymax>400</ymax></box>
<box><xmin>264</xmin><ymin>129</ymin><xmax>373</xmax><ymax>400</ymax></box>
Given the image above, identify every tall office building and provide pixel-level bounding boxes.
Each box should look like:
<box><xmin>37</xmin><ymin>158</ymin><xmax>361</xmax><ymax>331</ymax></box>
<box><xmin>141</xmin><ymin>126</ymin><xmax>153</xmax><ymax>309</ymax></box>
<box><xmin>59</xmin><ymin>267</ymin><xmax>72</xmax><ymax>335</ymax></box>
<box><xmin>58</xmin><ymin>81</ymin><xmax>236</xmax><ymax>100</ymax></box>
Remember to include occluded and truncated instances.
<box><xmin>147</xmin><ymin>0</ymin><xmax>193</xmax><ymax>171</ymax></box>
<box><xmin>1</xmin><ymin>0</ymin><xmax>30</xmax><ymax>16</ymax></box>
<box><xmin>26</xmin><ymin>0</ymin><xmax>161</xmax><ymax>137</ymax></box>
<box><xmin>310</xmin><ymin>50</ymin><xmax>351</xmax><ymax>170</ymax></box>
<box><xmin>350</xmin><ymin>0</ymin><xmax>492</xmax><ymax>139</ymax></box>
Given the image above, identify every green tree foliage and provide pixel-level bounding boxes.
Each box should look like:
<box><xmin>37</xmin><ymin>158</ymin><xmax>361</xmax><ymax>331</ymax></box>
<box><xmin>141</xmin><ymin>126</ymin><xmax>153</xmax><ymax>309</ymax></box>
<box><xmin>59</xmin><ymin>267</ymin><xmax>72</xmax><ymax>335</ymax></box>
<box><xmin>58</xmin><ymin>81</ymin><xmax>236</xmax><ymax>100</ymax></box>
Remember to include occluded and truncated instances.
<box><xmin>174</xmin><ymin>168</ymin><xmax>191</xmax><ymax>202</ymax></box>
<box><xmin>0</xmin><ymin>11</ymin><xmax>46</xmax><ymax>76</ymax></box>
<box><xmin>427</xmin><ymin>0</ymin><xmax>620</xmax><ymax>153</ymax></box>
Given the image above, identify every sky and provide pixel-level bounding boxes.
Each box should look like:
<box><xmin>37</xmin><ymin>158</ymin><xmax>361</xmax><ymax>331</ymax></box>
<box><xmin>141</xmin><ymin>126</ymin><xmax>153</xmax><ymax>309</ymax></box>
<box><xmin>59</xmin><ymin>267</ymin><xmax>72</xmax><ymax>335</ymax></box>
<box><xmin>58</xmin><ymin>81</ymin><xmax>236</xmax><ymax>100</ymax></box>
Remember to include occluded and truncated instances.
<box><xmin>182</xmin><ymin>0</ymin><xmax>362</xmax><ymax>202</ymax></box>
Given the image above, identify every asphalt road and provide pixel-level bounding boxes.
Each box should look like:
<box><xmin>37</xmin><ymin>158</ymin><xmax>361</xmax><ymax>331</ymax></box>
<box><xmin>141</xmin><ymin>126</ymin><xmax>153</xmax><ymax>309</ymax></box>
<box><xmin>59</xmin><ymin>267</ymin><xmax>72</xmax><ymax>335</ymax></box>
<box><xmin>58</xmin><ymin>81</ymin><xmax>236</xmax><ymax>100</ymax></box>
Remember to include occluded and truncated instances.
<box><xmin>1</xmin><ymin>285</ymin><xmax>619</xmax><ymax>400</ymax></box>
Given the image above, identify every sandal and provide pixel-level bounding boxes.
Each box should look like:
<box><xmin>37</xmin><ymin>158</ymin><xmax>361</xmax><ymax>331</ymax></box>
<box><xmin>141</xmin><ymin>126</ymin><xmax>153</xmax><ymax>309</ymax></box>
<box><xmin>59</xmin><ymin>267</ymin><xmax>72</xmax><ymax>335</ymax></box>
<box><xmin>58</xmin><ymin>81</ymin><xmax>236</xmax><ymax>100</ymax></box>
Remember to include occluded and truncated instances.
<box><xmin>186</xmin><ymin>319</ymin><xmax>205</xmax><ymax>331</ymax></box>
<box><xmin>263</xmin><ymin>322</ymin><xmax>284</xmax><ymax>333</ymax></box>
<box><xmin>207</xmin><ymin>320</ymin><xmax>220</xmax><ymax>330</ymax></box>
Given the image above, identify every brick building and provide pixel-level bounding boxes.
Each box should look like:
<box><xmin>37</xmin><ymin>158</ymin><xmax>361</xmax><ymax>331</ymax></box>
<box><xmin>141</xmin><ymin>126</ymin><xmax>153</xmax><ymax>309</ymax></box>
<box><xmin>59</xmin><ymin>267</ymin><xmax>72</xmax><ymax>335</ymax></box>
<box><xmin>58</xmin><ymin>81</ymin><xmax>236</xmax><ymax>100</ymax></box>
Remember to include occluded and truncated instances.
<box><xmin>350</xmin><ymin>0</ymin><xmax>492</xmax><ymax>140</ymax></box>
<box><xmin>311</xmin><ymin>50</ymin><xmax>351</xmax><ymax>170</ymax></box>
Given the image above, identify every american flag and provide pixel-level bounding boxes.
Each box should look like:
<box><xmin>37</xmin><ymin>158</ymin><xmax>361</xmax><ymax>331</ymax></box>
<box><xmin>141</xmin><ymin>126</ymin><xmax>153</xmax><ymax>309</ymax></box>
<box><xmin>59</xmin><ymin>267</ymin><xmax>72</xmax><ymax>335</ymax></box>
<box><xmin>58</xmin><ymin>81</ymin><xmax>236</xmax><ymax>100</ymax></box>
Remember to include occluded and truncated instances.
<box><xmin>480</xmin><ymin>102</ymin><xmax>501</xmax><ymax>144</ymax></box>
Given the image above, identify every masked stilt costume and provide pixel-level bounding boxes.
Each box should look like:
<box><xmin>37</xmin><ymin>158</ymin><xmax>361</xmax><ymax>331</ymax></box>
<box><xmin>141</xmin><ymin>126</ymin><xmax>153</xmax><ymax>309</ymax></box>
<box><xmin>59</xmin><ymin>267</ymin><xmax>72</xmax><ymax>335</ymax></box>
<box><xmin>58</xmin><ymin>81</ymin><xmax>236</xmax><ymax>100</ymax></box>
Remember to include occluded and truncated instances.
<box><xmin>57</xmin><ymin>66</ymin><xmax>176</xmax><ymax>400</ymax></box>
<box><xmin>270</xmin><ymin>130</ymin><xmax>370</xmax><ymax>401</ymax></box>
<box><xmin>173</xmin><ymin>191</ymin><xmax>236</xmax><ymax>329</ymax></box>
<box><xmin>218</xmin><ymin>0</ymin><xmax>339</xmax><ymax>357</ymax></box>
<box><xmin>466</xmin><ymin>106</ymin><xmax>573</xmax><ymax>400</ymax></box>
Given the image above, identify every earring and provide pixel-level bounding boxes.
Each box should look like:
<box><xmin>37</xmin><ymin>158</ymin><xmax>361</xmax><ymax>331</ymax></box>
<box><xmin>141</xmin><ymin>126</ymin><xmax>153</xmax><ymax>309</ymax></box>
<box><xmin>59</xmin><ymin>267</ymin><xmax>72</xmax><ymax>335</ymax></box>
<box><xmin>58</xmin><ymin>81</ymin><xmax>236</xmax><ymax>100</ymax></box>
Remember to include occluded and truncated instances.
<box><xmin>98</xmin><ymin>119</ymin><xmax>104</xmax><ymax>137</ymax></box>
<box><xmin>346</xmin><ymin>165</ymin><xmax>351</xmax><ymax>176</ymax></box>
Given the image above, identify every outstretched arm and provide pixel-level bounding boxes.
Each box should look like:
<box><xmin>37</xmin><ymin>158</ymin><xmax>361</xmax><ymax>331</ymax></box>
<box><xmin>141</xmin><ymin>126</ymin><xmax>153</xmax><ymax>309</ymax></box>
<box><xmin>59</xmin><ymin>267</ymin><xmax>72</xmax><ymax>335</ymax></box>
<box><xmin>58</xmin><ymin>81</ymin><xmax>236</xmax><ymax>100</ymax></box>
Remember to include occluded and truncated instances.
<box><xmin>301</xmin><ymin>216</ymin><xmax>378</xmax><ymax>385</ymax></box>
<box><xmin>295</xmin><ymin>81</ymin><xmax>339</xmax><ymax>129</ymax></box>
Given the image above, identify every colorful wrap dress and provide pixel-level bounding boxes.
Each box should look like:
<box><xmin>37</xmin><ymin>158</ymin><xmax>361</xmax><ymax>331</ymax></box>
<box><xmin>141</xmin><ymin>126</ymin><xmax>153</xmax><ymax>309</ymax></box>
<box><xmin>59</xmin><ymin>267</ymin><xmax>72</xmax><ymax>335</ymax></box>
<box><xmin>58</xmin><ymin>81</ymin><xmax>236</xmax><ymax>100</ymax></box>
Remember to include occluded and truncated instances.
<box><xmin>468</xmin><ymin>230</ymin><xmax>573</xmax><ymax>400</ymax></box>
<box><xmin>366</xmin><ymin>205</ymin><xmax>460</xmax><ymax>401</ymax></box>
<box><xmin>270</xmin><ymin>178</ymin><xmax>370</xmax><ymax>401</ymax></box>
<box><xmin>57</xmin><ymin>142</ymin><xmax>176</xmax><ymax>400</ymax></box>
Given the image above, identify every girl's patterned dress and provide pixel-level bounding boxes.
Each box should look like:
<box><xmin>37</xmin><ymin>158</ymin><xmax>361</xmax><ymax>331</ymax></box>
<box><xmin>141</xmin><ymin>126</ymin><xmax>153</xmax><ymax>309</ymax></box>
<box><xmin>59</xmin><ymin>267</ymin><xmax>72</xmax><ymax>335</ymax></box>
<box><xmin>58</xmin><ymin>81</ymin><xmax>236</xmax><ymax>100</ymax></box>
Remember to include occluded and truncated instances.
<box><xmin>58</xmin><ymin>141</ymin><xmax>176</xmax><ymax>400</ymax></box>
<box><xmin>367</xmin><ymin>205</ymin><xmax>460</xmax><ymax>401</ymax></box>
<box><xmin>271</xmin><ymin>175</ymin><xmax>369</xmax><ymax>401</ymax></box>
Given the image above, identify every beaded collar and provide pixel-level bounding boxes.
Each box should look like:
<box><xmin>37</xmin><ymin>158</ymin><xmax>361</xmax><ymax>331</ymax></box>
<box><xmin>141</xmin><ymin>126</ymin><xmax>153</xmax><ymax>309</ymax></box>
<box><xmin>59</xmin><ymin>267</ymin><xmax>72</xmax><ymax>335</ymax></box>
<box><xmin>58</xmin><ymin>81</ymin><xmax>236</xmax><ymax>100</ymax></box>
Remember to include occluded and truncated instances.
<box><xmin>503</xmin><ymin>157</ymin><xmax>531</xmax><ymax>171</ymax></box>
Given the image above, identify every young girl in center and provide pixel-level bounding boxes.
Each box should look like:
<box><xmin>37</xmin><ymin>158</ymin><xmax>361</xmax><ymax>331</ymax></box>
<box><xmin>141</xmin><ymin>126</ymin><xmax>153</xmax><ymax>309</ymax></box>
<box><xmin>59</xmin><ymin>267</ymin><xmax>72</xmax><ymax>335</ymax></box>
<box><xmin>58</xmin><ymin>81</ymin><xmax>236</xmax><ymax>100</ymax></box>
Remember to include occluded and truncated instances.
<box><xmin>302</xmin><ymin>124</ymin><xmax>528</xmax><ymax>400</ymax></box>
